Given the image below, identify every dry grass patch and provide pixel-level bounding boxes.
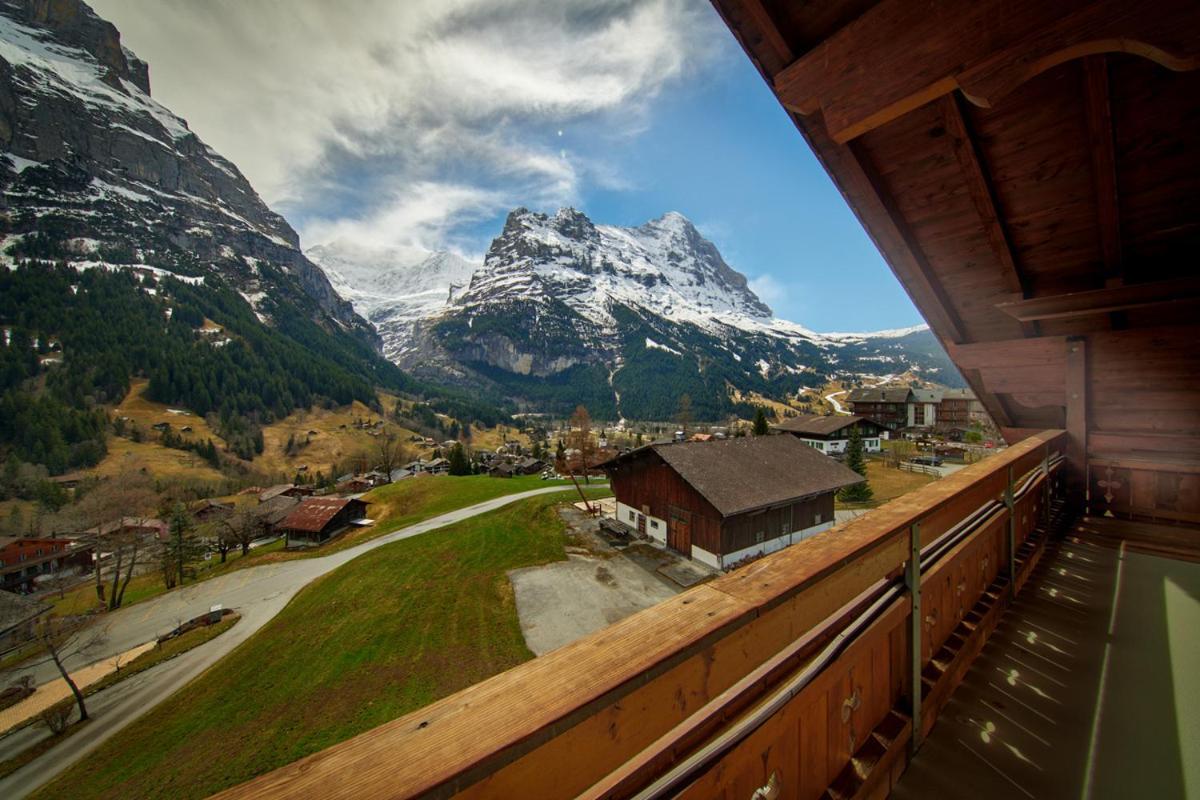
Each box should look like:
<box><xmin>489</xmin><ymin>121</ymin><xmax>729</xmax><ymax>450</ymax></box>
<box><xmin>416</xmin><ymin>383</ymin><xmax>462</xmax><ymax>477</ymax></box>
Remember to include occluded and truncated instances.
<box><xmin>837</xmin><ymin>458</ymin><xmax>937</xmax><ymax>510</ymax></box>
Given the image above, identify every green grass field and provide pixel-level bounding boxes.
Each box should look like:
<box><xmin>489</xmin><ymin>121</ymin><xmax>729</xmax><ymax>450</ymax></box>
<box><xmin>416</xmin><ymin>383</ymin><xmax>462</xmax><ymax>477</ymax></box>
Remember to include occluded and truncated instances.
<box><xmin>35</xmin><ymin>489</ymin><xmax>605</xmax><ymax>800</ymax></box>
<box><xmin>50</xmin><ymin>474</ymin><xmax>578</xmax><ymax>616</ymax></box>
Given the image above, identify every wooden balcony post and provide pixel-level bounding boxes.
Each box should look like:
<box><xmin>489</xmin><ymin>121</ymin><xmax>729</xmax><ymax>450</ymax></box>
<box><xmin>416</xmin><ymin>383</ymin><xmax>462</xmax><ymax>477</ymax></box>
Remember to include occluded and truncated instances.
<box><xmin>1065</xmin><ymin>336</ymin><xmax>1088</xmax><ymax>504</ymax></box>
<box><xmin>1041</xmin><ymin>444</ymin><xmax>1051</xmax><ymax>528</ymax></box>
<box><xmin>905</xmin><ymin>521</ymin><xmax>922</xmax><ymax>754</ymax></box>
<box><xmin>1004</xmin><ymin>465</ymin><xmax>1016</xmax><ymax>582</ymax></box>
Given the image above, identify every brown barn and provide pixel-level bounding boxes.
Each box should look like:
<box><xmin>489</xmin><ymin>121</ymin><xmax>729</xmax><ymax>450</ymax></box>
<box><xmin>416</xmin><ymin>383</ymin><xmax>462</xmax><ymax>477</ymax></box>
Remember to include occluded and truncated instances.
<box><xmin>600</xmin><ymin>436</ymin><xmax>862</xmax><ymax>569</ymax></box>
<box><xmin>278</xmin><ymin>497</ymin><xmax>370</xmax><ymax>548</ymax></box>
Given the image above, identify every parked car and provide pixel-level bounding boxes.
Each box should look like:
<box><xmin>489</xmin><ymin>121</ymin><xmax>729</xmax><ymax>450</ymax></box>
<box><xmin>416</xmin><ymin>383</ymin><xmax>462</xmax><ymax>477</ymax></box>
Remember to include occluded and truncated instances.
<box><xmin>910</xmin><ymin>456</ymin><xmax>943</xmax><ymax>467</ymax></box>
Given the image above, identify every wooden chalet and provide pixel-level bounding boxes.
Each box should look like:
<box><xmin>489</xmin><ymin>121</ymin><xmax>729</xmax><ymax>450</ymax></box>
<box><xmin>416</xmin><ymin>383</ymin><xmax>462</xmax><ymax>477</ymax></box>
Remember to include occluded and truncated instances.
<box><xmin>775</xmin><ymin>413</ymin><xmax>884</xmax><ymax>453</ymax></box>
<box><xmin>844</xmin><ymin>386</ymin><xmax>913</xmax><ymax>430</ymax></box>
<box><xmin>0</xmin><ymin>536</ymin><xmax>92</xmax><ymax>593</ymax></box>
<box><xmin>600</xmin><ymin>436</ymin><xmax>862</xmax><ymax>569</ymax></box>
<box><xmin>217</xmin><ymin>3</ymin><xmax>1200</xmax><ymax>800</ymax></box>
<box><xmin>279</xmin><ymin>497</ymin><xmax>370</xmax><ymax>548</ymax></box>
<box><xmin>936</xmin><ymin>388</ymin><xmax>985</xmax><ymax>430</ymax></box>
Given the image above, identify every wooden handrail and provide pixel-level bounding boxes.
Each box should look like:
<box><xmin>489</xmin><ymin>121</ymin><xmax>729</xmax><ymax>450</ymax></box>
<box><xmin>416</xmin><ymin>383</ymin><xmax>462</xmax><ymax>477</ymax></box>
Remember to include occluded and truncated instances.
<box><xmin>214</xmin><ymin>430</ymin><xmax>1067</xmax><ymax>800</ymax></box>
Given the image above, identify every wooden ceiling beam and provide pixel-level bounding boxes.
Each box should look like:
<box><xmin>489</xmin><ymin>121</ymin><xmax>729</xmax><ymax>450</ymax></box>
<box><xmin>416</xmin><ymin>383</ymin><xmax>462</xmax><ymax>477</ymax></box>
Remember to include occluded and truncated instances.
<box><xmin>709</xmin><ymin>0</ymin><xmax>795</xmax><ymax>81</ymax></box>
<box><xmin>841</xmin><ymin>138</ymin><xmax>968</xmax><ymax>346</ymax></box>
<box><xmin>772</xmin><ymin>0</ymin><xmax>1200</xmax><ymax>144</ymax></box>
<box><xmin>941</xmin><ymin>93</ymin><xmax>1027</xmax><ymax>298</ymax></box>
<box><xmin>995</xmin><ymin>277</ymin><xmax>1200</xmax><ymax>322</ymax></box>
<box><xmin>1083</xmin><ymin>55</ymin><xmax>1122</xmax><ymax>284</ymax></box>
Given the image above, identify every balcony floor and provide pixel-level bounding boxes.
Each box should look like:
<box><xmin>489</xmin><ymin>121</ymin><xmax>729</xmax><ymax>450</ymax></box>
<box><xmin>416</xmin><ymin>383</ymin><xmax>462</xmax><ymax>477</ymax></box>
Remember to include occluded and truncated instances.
<box><xmin>893</xmin><ymin>516</ymin><xmax>1200</xmax><ymax>800</ymax></box>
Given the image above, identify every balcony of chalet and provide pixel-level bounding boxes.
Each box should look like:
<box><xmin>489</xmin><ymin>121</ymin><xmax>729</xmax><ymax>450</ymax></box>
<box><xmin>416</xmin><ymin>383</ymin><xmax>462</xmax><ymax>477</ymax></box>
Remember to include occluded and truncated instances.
<box><xmin>214</xmin><ymin>2</ymin><xmax>1199</xmax><ymax>798</ymax></box>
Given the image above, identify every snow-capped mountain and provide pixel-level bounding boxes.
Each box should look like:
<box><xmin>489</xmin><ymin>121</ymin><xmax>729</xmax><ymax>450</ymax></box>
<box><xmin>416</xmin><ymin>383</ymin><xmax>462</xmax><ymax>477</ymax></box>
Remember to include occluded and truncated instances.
<box><xmin>0</xmin><ymin>0</ymin><xmax>370</xmax><ymax>340</ymax></box>
<box><xmin>307</xmin><ymin>241</ymin><xmax>475</xmax><ymax>361</ymax></box>
<box><xmin>334</xmin><ymin>206</ymin><xmax>961</xmax><ymax>420</ymax></box>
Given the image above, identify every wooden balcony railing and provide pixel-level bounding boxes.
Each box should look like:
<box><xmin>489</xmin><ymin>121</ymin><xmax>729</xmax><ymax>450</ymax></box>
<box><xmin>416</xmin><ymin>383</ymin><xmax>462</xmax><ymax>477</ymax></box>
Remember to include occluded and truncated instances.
<box><xmin>216</xmin><ymin>430</ymin><xmax>1069</xmax><ymax>800</ymax></box>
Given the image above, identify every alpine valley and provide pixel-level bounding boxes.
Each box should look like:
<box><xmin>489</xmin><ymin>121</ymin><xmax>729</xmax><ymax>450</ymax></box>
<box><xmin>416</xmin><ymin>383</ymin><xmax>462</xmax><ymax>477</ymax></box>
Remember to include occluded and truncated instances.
<box><xmin>0</xmin><ymin>0</ymin><xmax>960</xmax><ymax>479</ymax></box>
<box><xmin>308</xmin><ymin>207</ymin><xmax>962</xmax><ymax>421</ymax></box>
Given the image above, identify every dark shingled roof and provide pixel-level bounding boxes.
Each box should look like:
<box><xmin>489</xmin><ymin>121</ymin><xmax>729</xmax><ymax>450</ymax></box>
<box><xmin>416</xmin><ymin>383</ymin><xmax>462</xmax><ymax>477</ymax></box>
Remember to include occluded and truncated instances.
<box><xmin>602</xmin><ymin>435</ymin><xmax>863</xmax><ymax>518</ymax></box>
<box><xmin>278</xmin><ymin>497</ymin><xmax>366</xmax><ymax>533</ymax></box>
<box><xmin>257</xmin><ymin>494</ymin><xmax>301</xmax><ymax>526</ymax></box>
<box><xmin>776</xmin><ymin>414</ymin><xmax>865</xmax><ymax>436</ymax></box>
<box><xmin>846</xmin><ymin>387</ymin><xmax>913</xmax><ymax>404</ymax></box>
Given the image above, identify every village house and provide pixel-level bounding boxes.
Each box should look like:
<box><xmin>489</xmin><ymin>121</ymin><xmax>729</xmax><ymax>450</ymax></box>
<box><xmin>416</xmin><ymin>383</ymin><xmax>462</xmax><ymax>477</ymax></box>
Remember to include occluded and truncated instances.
<box><xmin>96</xmin><ymin>516</ymin><xmax>168</xmax><ymax>541</ymax></box>
<box><xmin>599</xmin><ymin>436</ymin><xmax>863</xmax><ymax>570</ymax></box>
<box><xmin>0</xmin><ymin>536</ymin><xmax>94</xmax><ymax>593</ymax></box>
<box><xmin>256</xmin><ymin>494</ymin><xmax>301</xmax><ymax>537</ymax></box>
<box><xmin>847</xmin><ymin>387</ymin><xmax>965</xmax><ymax>431</ymax></box>
<box><xmin>844</xmin><ymin>387</ymin><xmax>912</xmax><ymax>430</ymax></box>
<box><xmin>516</xmin><ymin>457</ymin><xmax>547</xmax><ymax>475</ymax></box>
<box><xmin>937</xmin><ymin>388</ymin><xmax>986</xmax><ymax>430</ymax></box>
<box><xmin>775</xmin><ymin>414</ymin><xmax>884</xmax><ymax>454</ymax></box>
<box><xmin>909</xmin><ymin>388</ymin><xmax>942</xmax><ymax>428</ymax></box>
<box><xmin>279</xmin><ymin>497</ymin><xmax>371</xmax><ymax>548</ymax></box>
<box><xmin>258</xmin><ymin>484</ymin><xmax>313</xmax><ymax>503</ymax></box>
<box><xmin>424</xmin><ymin>457</ymin><xmax>450</xmax><ymax>475</ymax></box>
<box><xmin>191</xmin><ymin>498</ymin><xmax>234</xmax><ymax>523</ymax></box>
<box><xmin>488</xmin><ymin>462</ymin><xmax>517</xmax><ymax>479</ymax></box>
<box><xmin>336</xmin><ymin>476</ymin><xmax>373</xmax><ymax>494</ymax></box>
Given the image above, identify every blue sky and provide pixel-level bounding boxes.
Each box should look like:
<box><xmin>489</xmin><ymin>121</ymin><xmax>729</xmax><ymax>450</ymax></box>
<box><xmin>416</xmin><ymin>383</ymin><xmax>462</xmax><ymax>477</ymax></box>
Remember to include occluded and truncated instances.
<box><xmin>91</xmin><ymin>0</ymin><xmax>922</xmax><ymax>331</ymax></box>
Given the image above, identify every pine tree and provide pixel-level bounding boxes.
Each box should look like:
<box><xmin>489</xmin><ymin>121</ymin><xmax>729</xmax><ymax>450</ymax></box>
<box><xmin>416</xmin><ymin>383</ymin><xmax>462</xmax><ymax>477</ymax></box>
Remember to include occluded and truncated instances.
<box><xmin>838</xmin><ymin>426</ymin><xmax>874</xmax><ymax>503</ymax></box>
<box><xmin>447</xmin><ymin>442</ymin><xmax>470</xmax><ymax>476</ymax></box>
<box><xmin>752</xmin><ymin>406</ymin><xmax>770</xmax><ymax>436</ymax></box>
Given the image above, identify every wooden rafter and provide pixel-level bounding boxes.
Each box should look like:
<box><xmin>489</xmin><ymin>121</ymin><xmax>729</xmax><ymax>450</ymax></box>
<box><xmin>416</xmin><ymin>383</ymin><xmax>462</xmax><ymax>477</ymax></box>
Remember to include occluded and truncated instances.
<box><xmin>1083</xmin><ymin>55</ymin><xmax>1122</xmax><ymax>283</ymax></box>
<box><xmin>838</xmin><ymin>139</ymin><xmax>968</xmax><ymax>345</ymax></box>
<box><xmin>770</xmin><ymin>0</ymin><xmax>1200</xmax><ymax>144</ymax></box>
<box><xmin>732</xmin><ymin>0</ymin><xmax>794</xmax><ymax>69</ymax></box>
<box><xmin>995</xmin><ymin>277</ymin><xmax>1200</xmax><ymax>322</ymax></box>
<box><xmin>941</xmin><ymin>93</ymin><xmax>1027</xmax><ymax>297</ymax></box>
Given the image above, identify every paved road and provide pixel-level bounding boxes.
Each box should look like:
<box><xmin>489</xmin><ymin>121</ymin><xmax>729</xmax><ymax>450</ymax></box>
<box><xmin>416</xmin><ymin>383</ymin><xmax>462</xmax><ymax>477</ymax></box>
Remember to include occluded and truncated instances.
<box><xmin>0</xmin><ymin>484</ymin><xmax>596</xmax><ymax>799</ymax></box>
<box><xmin>824</xmin><ymin>389</ymin><xmax>850</xmax><ymax>415</ymax></box>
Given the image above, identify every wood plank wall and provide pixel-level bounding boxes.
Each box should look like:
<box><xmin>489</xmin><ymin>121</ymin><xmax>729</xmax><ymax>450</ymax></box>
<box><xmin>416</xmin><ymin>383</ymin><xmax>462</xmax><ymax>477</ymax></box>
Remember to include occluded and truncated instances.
<box><xmin>1085</xmin><ymin>325</ymin><xmax>1200</xmax><ymax>524</ymax></box>
<box><xmin>608</xmin><ymin>455</ymin><xmax>724</xmax><ymax>553</ymax></box>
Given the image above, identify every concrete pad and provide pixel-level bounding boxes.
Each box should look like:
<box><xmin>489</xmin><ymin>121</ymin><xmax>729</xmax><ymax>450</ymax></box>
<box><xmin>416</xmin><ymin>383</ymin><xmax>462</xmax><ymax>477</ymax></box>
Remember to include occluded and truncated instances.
<box><xmin>657</xmin><ymin>559</ymin><xmax>713</xmax><ymax>589</ymax></box>
<box><xmin>509</xmin><ymin>554</ymin><xmax>679</xmax><ymax>656</ymax></box>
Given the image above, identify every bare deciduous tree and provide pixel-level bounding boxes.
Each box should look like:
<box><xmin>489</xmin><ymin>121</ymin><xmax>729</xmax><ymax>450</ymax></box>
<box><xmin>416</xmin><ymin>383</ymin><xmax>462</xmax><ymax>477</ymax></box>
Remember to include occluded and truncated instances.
<box><xmin>568</xmin><ymin>405</ymin><xmax>596</xmax><ymax>483</ymax></box>
<box><xmin>28</xmin><ymin>615</ymin><xmax>107</xmax><ymax>727</ymax></box>
<box><xmin>220</xmin><ymin>507</ymin><xmax>266</xmax><ymax>558</ymax></box>
<box><xmin>66</xmin><ymin>471</ymin><xmax>158</xmax><ymax>610</ymax></box>
<box><xmin>375</xmin><ymin>430</ymin><xmax>409</xmax><ymax>483</ymax></box>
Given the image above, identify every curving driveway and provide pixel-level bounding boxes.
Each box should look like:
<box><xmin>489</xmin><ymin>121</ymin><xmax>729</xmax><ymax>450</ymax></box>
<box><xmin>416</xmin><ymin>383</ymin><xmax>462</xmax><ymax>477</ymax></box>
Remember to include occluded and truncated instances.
<box><xmin>0</xmin><ymin>484</ymin><xmax>597</xmax><ymax>799</ymax></box>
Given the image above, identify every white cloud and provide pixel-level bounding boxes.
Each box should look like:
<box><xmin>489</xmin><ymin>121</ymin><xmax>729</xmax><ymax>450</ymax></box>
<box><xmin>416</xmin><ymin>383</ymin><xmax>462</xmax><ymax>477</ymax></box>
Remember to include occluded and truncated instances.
<box><xmin>748</xmin><ymin>274</ymin><xmax>786</xmax><ymax>309</ymax></box>
<box><xmin>89</xmin><ymin>0</ymin><xmax>719</xmax><ymax>250</ymax></box>
<box><xmin>301</xmin><ymin>182</ymin><xmax>502</xmax><ymax>251</ymax></box>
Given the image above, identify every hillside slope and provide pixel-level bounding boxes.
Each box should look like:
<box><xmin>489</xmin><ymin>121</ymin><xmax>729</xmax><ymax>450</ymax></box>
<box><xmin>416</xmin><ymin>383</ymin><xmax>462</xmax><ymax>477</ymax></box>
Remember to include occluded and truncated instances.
<box><xmin>0</xmin><ymin>0</ymin><xmax>499</xmax><ymax>475</ymax></box>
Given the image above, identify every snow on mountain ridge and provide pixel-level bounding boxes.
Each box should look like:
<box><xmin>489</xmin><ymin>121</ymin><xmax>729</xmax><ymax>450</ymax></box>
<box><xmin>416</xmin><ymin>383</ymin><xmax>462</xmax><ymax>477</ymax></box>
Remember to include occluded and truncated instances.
<box><xmin>306</xmin><ymin>240</ymin><xmax>477</xmax><ymax>360</ymax></box>
<box><xmin>454</xmin><ymin>207</ymin><xmax>774</xmax><ymax>334</ymax></box>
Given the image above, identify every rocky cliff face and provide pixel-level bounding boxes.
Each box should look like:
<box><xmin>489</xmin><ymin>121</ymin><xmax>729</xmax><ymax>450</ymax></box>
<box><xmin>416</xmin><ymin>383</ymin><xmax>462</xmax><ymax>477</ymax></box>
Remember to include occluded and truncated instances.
<box><xmin>0</xmin><ymin>0</ymin><xmax>370</xmax><ymax>339</ymax></box>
